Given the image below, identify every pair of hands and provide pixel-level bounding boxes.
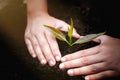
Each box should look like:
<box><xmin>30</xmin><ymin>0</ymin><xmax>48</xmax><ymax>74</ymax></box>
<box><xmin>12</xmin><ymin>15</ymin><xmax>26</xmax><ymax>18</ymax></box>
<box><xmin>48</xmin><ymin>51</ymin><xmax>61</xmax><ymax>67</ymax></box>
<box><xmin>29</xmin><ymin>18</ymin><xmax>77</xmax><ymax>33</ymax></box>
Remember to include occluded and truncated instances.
<box><xmin>24</xmin><ymin>14</ymin><xmax>120</xmax><ymax>80</ymax></box>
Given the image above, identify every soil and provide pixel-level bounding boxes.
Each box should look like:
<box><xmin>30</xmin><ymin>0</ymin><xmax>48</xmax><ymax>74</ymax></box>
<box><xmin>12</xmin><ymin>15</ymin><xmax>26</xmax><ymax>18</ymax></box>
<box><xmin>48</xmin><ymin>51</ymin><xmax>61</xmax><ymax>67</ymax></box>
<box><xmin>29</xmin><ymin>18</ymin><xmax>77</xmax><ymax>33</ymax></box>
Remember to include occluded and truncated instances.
<box><xmin>0</xmin><ymin>0</ymin><xmax>120</xmax><ymax>80</ymax></box>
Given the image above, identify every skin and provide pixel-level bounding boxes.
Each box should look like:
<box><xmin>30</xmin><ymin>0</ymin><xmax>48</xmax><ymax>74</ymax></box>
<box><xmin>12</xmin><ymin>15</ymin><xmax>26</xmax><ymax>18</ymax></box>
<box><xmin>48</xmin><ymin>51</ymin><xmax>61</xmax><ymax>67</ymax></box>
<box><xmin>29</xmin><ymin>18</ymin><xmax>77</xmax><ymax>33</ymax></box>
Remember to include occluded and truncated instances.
<box><xmin>59</xmin><ymin>35</ymin><xmax>120</xmax><ymax>80</ymax></box>
<box><xmin>25</xmin><ymin>0</ymin><xmax>120</xmax><ymax>79</ymax></box>
<box><xmin>25</xmin><ymin>0</ymin><xmax>79</xmax><ymax>66</ymax></box>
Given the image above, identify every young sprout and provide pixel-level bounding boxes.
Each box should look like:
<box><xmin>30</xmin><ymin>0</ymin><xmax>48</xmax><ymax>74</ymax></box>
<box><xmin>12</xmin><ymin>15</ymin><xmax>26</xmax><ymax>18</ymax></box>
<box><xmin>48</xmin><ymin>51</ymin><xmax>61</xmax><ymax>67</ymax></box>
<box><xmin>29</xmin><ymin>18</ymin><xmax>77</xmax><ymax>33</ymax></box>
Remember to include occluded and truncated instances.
<box><xmin>68</xmin><ymin>18</ymin><xmax>74</xmax><ymax>44</ymax></box>
<box><xmin>44</xmin><ymin>18</ymin><xmax>105</xmax><ymax>46</ymax></box>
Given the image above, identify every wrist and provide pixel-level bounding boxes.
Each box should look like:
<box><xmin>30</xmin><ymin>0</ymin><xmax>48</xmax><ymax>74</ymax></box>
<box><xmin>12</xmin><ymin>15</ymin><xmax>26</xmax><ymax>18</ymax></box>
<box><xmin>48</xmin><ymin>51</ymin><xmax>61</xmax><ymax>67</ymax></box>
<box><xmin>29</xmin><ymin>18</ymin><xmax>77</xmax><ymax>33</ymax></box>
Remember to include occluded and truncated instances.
<box><xmin>27</xmin><ymin>0</ymin><xmax>48</xmax><ymax>18</ymax></box>
<box><xmin>28</xmin><ymin>10</ymin><xmax>48</xmax><ymax>17</ymax></box>
<box><xmin>27</xmin><ymin>11</ymin><xmax>49</xmax><ymax>21</ymax></box>
<box><xmin>27</xmin><ymin>11</ymin><xmax>51</xmax><ymax>24</ymax></box>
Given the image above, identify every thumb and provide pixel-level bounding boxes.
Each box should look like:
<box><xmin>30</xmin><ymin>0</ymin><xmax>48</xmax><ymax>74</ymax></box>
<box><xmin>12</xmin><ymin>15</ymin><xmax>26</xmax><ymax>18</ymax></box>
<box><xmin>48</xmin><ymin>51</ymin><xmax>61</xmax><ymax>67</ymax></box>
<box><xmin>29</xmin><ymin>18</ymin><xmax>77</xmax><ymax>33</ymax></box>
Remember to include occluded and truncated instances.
<box><xmin>72</xmin><ymin>28</ymin><xmax>80</xmax><ymax>38</ymax></box>
<box><xmin>55</xmin><ymin>20</ymin><xmax>80</xmax><ymax>38</ymax></box>
<box><xmin>93</xmin><ymin>35</ymin><xmax>106</xmax><ymax>43</ymax></box>
<box><xmin>57</xmin><ymin>24</ymin><xmax>80</xmax><ymax>38</ymax></box>
<box><xmin>55</xmin><ymin>20</ymin><xmax>68</xmax><ymax>32</ymax></box>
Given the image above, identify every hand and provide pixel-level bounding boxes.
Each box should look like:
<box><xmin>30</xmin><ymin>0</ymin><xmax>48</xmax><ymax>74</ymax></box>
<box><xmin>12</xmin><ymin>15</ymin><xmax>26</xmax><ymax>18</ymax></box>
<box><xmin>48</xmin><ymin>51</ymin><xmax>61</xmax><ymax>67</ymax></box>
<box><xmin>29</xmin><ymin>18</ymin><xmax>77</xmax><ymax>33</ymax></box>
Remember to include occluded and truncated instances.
<box><xmin>24</xmin><ymin>13</ymin><xmax>79</xmax><ymax>66</ymax></box>
<box><xmin>59</xmin><ymin>35</ymin><xmax>120</xmax><ymax>80</ymax></box>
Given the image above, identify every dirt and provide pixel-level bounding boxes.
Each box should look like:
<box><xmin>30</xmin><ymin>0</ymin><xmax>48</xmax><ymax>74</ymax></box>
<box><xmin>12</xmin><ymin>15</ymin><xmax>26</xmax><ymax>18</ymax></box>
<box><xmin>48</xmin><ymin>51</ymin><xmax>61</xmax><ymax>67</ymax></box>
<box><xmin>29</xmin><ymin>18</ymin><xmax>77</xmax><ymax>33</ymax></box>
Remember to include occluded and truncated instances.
<box><xmin>0</xmin><ymin>0</ymin><xmax>120</xmax><ymax>80</ymax></box>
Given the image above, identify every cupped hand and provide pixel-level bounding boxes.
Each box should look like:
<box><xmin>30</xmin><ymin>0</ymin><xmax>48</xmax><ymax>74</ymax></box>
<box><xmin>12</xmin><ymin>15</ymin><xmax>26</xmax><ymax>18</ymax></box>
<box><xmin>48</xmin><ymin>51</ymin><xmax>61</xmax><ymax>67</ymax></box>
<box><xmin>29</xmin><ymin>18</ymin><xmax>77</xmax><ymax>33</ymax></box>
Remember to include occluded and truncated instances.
<box><xmin>59</xmin><ymin>35</ymin><xmax>120</xmax><ymax>79</ymax></box>
<box><xmin>24</xmin><ymin>13</ymin><xmax>79</xmax><ymax>66</ymax></box>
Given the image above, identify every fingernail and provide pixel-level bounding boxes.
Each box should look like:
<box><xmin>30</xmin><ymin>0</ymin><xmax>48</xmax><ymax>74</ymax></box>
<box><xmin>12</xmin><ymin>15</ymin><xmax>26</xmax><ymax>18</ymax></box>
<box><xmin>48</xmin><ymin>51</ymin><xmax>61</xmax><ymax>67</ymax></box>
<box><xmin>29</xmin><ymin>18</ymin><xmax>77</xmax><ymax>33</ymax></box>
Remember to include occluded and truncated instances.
<box><xmin>32</xmin><ymin>54</ymin><xmax>36</xmax><ymax>58</ymax></box>
<box><xmin>61</xmin><ymin>57</ymin><xmax>66</xmax><ymax>62</ymax></box>
<box><xmin>73</xmin><ymin>33</ymin><xmax>80</xmax><ymax>38</ymax></box>
<box><xmin>85</xmin><ymin>76</ymin><xmax>90</xmax><ymax>80</ymax></box>
<box><xmin>49</xmin><ymin>60</ymin><xmax>55</xmax><ymax>66</ymax></box>
<box><xmin>59</xmin><ymin>63</ymin><xmax>65</xmax><ymax>69</ymax></box>
<box><xmin>56</xmin><ymin>56</ymin><xmax>61</xmax><ymax>61</ymax></box>
<box><xmin>67</xmin><ymin>70</ymin><xmax>74</xmax><ymax>76</ymax></box>
<box><xmin>41</xmin><ymin>59</ymin><xmax>47</xmax><ymax>65</ymax></box>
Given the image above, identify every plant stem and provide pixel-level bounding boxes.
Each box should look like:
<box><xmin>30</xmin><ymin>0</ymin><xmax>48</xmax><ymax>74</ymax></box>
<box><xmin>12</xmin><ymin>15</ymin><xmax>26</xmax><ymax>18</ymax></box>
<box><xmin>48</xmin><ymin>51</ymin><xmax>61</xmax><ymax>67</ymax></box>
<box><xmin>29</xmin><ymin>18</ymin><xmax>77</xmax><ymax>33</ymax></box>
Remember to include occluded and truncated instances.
<box><xmin>70</xmin><ymin>43</ymin><xmax>74</xmax><ymax>46</ymax></box>
<box><xmin>65</xmin><ymin>40</ymin><xmax>72</xmax><ymax>46</ymax></box>
<box><xmin>69</xmin><ymin>37</ymin><xmax>72</xmax><ymax>44</ymax></box>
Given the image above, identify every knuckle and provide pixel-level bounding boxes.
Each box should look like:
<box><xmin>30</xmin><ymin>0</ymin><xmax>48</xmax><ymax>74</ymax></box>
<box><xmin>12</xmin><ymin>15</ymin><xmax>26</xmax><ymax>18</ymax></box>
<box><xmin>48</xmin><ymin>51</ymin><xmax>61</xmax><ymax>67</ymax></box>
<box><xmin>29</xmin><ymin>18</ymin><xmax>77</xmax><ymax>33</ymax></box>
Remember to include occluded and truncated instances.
<box><xmin>35</xmin><ymin>47</ymin><xmax>41</xmax><ymax>54</ymax></box>
<box><xmin>24</xmin><ymin>32</ymin><xmax>33</xmax><ymax>39</ymax></box>
<box><xmin>67</xmin><ymin>55</ymin><xmax>73</xmax><ymax>60</ymax></box>
<box><xmin>24</xmin><ymin>33</ymin><xmax>30</xmax><ymax>39</ymax></box>
<box><xmin>37</xmin><ymin>53</ymin><xmax>43</xmax><ymax>60</ymax></box>
<box><xmin>87</xmin><ymin>76</ymin><xmax>98</xmax><ymax>80</ymax></box>
<box><xmin>80</xmin><ymin>50</ymin><xmax>88</xmax><ymax>56</ymax></box>
<box><xmin>29</xmin><ymin>49</ymin><xmax>34</xmax><ymax>54</ymax></box>
<box><xmin>43</xmin><ymin>51</ymin><xmax>53</xmax><ymax>61</ymax></box>
<box><xmin>104</xmin><ymin>61</ymin><xmax>113</xmax><ymax>69</ymax></box>
<box><xmin>25</xmin><ymin>39</ymin><xmax>30</xmax><ymax>46</ymax></box>
<box><xmin>63</xmin><ymin>55</ymin><xmax>73</xmax><ymax>61</ymax></box>
<box><xmin>91</xmin><ymin>68</ymin><xmax>97</xmax><ymax>74</ymax></box>
<box><xmin>81</xmin><ymin>57</ymin><xmax>89</xmax><ymax>66</ymax></box>
<box><xmin>46</xmin><ymin>56</ymin><xmax>53</xmax><ymax>62</ymax></box>
<box><xmin>25</xmin><ymin>41</ymin><xmax>29</xmax><ymax>46</ymax></box>
<box><xmin>64</xmin><ymin>62</ymin><xmax>73</xmax><ymax>68</ymax></box>
<box><xmin>44</xmin><ymin>48</ymin><xmax>51</xmax><ymax>55</ymax></box>
<box><xmin>81</xmin><ymin>50</ymin><xmax>86</xmax><ymax>54</ymax></box>
<box><xmin>33</xmin><ymin>43</ymin><xmax>39</xmax><ymax>49</ymax></box>
<box><xmin>89</xmin><ymin>65</ymin><xmax>98</xmax><ymax>73</ymax></box>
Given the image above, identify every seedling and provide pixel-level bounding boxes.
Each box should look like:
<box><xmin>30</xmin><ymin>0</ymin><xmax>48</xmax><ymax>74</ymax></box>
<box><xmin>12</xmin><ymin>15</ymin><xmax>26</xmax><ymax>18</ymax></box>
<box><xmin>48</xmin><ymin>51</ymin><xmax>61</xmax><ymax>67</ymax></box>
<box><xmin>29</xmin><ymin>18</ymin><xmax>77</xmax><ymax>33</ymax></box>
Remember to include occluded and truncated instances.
<box><xmin>44</xmin><ymin>18</ymin><xmax>105</xmax><ymax>46</ymax></box>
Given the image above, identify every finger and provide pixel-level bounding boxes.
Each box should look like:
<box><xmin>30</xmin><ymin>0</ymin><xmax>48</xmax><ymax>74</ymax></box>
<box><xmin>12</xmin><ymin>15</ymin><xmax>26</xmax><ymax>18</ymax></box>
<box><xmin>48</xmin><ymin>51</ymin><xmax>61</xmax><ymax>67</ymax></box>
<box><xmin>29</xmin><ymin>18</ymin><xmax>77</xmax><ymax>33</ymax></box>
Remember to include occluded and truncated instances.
<box><xmin>67</xmin><ymin>62</ymin><xmax>107</xmax><ymax>76</ymax></box>
<box><xmin>59</xmin><ymin>53</ymin><xmax>103</xmax><ymax>69</ymax></box>
<box><xmin>36</xmin><ymin>32</ymin><xmax>56</xmax><ymax>66</ymax></box>
<box><xmin>61</xmin><ymin>46</ymin><xmax>100</xmax><ymax>62</ymax></box>
<box><xmin>25</xmin><ymin>38</ymin><xmax>36</xmax><ymax>58</ymax></box>
<box><xmin>45</xmin><ymin>31</ymin><xmax>61</xmax><ymax>61</ymax></box>
<box><xmin>55</xmin><ymin>20</ymin><xmax>68</xmax><ymax>32</ymax></box>
<box><xmin>31</xmin><ymin>35</ymin><xmax>47</xmax><ymax>65</ymax></box>
<box><xmin>85</xmin><ymin>70</ymin><xmax>120</xmax><ymax>80</ymax></box>
<box><xmin>72</xmin><ymin>28</ymin><xmax>80</xmax><ymax>38</ymax></box>
<box><xmin>55</xmin><ymin>20</ymin><xmax>80</xmax><ymax>38</ymax></box>
<box><xmin>93</xmin><ymin>35</ymin><xmax>108</xmax><ymax>43</ymax></box>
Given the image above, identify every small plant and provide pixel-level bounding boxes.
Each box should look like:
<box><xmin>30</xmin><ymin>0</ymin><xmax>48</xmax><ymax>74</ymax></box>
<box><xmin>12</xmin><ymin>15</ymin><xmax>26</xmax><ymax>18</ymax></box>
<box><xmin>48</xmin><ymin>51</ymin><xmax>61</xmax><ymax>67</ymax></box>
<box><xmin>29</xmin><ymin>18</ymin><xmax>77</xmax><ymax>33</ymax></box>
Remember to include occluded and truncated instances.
<box><xmin>44</xmin><ymin>18</ymin><xmax>105</xmax><ymax>46</ymax></box>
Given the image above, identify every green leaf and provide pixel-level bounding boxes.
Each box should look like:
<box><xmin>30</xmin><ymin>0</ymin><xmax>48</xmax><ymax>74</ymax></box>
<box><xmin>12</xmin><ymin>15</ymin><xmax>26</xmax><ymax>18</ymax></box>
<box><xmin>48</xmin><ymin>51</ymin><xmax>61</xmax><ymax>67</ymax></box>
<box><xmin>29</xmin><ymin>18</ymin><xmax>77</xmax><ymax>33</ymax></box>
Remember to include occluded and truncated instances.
<box><xmin>44</xmin><ymin>24</ymin><xmax>67</xmax><ymax>41</ymax></box>
<box><xmin>68</xmin><ymin>18</ymin><xmax>74</xmax><ymax>39</ymax></box>
<box><xmin>73</xmin><ymin>32</ymin><xmax>105</xmax><ymax>45</ymax></box>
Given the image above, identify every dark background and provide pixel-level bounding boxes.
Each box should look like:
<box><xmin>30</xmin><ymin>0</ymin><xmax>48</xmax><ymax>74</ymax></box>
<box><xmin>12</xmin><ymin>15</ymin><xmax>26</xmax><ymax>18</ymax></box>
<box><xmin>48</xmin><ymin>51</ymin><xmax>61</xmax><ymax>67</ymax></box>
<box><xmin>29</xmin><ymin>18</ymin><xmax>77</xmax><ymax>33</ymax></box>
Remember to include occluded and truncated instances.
<box><xmin>0</xmin><ymin>0</ymin><xmax>119</xmax><ymax>80</ymax></box>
